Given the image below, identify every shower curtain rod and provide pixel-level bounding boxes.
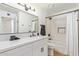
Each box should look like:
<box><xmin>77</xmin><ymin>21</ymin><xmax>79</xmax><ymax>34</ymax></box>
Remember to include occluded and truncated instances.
<box><xmin>46</xmin><ymin>9</ymin><xmax>79</xmax><ymax>18</ymax></box>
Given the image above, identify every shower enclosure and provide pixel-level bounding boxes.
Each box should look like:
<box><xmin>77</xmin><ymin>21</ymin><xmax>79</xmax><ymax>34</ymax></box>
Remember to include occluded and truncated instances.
<box><xmin>46</xmin><ymin>9</ymin><xmax>79</xmax><ymax>56</ymax></box>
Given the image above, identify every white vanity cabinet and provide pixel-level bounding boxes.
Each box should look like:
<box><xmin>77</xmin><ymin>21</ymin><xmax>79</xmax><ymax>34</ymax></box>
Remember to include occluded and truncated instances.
<box><xmin>33</xmin><ymin>39</ymin><xmax>48</xmax><ymax>56</ymax></box>
<box><xmin>0</xmin><ymin>38</ymin><xmax>48</xmax><ymax>56</ymax></box>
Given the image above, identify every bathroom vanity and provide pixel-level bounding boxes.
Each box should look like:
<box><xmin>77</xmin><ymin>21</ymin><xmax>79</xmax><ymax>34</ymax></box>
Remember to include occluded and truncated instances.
<box><xmin>0</xmin><ymin>36</ymin><xmax>48</xmax><ymax>56</ymax></box>
<box><xmin>0</xmin><ymin>4</ymin><xmax>48</xmax><ymax>56</ymax></box>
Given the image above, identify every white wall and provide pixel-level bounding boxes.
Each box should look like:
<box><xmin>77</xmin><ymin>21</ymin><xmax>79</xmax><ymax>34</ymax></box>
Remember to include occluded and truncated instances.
<box><xmin>35</xmin><ymin>9</ymin><xmax>48</xmax><ymax>25</ymax></box>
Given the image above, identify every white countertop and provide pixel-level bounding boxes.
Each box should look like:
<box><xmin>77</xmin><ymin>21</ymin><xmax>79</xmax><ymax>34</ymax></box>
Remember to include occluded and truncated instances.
<box><xmin>0</xmin><ymin>36</ymin><xmax>48</xmax><ymax>53</ymax></box>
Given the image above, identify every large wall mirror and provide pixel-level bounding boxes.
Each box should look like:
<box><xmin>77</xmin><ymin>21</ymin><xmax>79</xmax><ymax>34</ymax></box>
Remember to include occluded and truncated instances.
<box><xmin>18</xmin><ymin>11</ymin><xmax>39</xmax><ymax>33</ymax></box>
<box><xmin>0</xmin><ymin>3</ymin><xmax>39</xmax><ymax>34</ymax></box>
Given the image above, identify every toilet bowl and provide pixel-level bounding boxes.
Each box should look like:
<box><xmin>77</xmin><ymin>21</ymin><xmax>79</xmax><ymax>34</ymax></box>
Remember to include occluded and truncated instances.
<box><xmin>48</xmin><ymin>42</ymin><xmax>55</xmax><ymax>56</ymax></box>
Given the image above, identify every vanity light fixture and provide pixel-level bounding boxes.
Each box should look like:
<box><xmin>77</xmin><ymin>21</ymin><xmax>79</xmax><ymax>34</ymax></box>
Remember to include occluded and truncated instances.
<box><xmin>17</xmin><ymin>3</ymin><xmax>35</xmax><ymax>12</ymax></box>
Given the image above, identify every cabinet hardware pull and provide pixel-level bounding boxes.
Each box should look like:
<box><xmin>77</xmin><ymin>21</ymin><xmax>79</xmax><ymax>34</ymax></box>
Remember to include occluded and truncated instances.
<box><xmin>41</xmin><ymin>47</ymin><xmax>44</xmax><ymax>52</ymax></box>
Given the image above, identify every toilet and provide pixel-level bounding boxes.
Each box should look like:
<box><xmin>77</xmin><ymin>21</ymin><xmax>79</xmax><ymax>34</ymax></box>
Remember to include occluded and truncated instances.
<box><xmin>48</xmin><ymin>42</ymin><xmax>55</xmax><ymax>56</ymax></box>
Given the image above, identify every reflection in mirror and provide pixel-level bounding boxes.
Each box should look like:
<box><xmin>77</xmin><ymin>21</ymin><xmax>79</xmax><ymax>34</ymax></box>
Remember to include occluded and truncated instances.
<box><xmin>0</xmin><ymin>4</ymin><xmax>18</xmax><ymax>34</ymax></box>
<box><xmin>0</xmin><ymin>16</ymin><xmax>17</xmax><ymax>34</ymax></box>
<box><xmin>0</xmin><ymin>13</ymin><xmax>17</xmax><ymax>34</ymax></box>
<box><xmin>32</xmin><ymin>17</ymin><xmax>39</xmax><ymax>33</ymax></box>
<box><xmin>18</xmin><ymin>11</ymin><xmax>39</xmax><ymax>33</ymax></box>
<box><xmin>1</xmin><ymin>17</ymin><xmax>14</xmax><ymax>33</ymax></box>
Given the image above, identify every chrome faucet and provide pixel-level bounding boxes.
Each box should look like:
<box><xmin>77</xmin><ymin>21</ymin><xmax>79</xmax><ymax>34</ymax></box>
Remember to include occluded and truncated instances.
<box><xmin>30</xmin><ymin>31</ymin><xmax>36</xmax><ymax>37</ymax></box>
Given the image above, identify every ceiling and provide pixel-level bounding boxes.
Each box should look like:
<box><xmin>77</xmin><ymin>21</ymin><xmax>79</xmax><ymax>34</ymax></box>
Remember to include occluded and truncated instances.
<box><xmin>0</xmin><ymin>3</ymin><xmax>78</xmax><ymax>15</ymax></box>
<box><xmin>0</xmin><ymin>4</ymin><xmax>19</xmax><ymax>14</ymax></box>
<box><xmin>30</xmin><ymin>3</ymin><xmax>78</xmax><ymax>14</ymax></box>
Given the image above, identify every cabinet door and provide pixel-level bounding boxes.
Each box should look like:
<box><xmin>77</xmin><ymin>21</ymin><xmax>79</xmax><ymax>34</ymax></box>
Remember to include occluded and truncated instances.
<box><xmin>40</xmin><ymin>43</ymin><xmax>48</xmax><ymax>56</ymax></box>
<box><xmin>33</xmin><ymin>39</ymin><xmax>48</xmax><ymax>56</ymax></box>
<box><xmin>33</xmin><ymin>43</ymin><xmax>41</xmax><ymax>56</ymax></box>
<box><xmin>0</xmin><ymin>44</ymin><xmax>33</xmax><ymax>56</ymax></box>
